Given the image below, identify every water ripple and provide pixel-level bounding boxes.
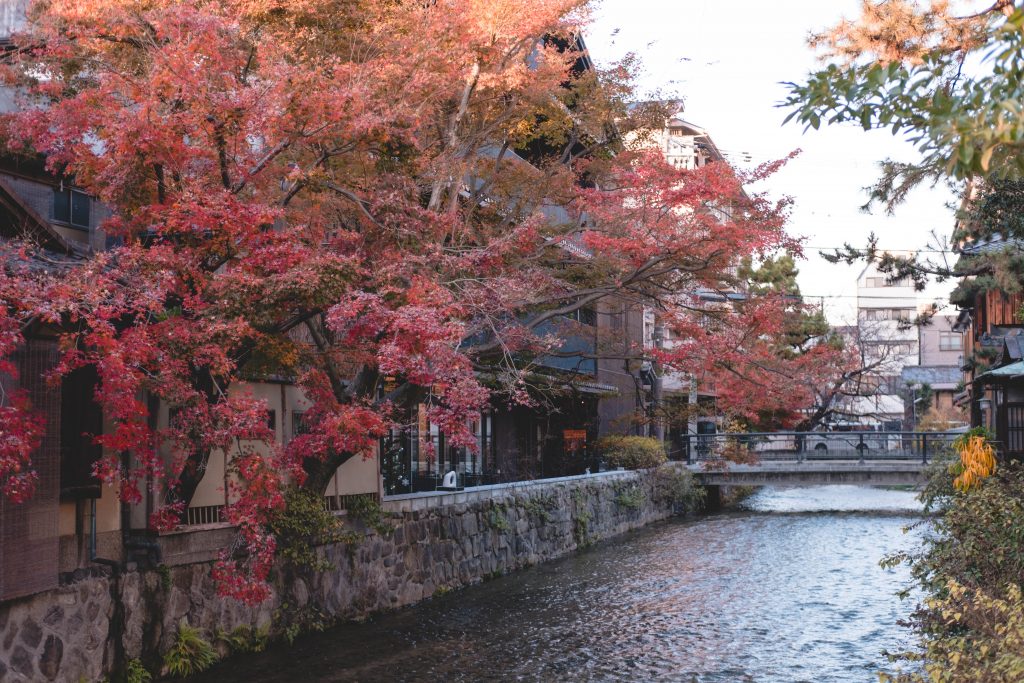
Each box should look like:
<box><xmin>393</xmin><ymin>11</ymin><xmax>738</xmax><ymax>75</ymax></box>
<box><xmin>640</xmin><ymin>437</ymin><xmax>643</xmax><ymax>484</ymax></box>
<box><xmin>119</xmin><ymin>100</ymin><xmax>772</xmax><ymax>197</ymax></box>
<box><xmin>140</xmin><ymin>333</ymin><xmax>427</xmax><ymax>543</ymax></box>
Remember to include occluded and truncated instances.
<box><xmin>191</xmin><ymin>485</ymin><xmax>924</xmax><ymax>683</ymax></box>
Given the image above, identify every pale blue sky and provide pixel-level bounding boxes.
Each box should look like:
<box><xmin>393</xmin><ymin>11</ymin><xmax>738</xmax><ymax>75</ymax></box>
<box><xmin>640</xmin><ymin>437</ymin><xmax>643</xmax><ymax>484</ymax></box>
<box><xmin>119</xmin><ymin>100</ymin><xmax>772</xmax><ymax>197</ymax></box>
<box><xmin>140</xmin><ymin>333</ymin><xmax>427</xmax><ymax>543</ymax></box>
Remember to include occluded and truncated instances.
<box><xmin>587</xmin><ymin>0</ymin><xmax>961</xmax><ymax>323</ymax></box>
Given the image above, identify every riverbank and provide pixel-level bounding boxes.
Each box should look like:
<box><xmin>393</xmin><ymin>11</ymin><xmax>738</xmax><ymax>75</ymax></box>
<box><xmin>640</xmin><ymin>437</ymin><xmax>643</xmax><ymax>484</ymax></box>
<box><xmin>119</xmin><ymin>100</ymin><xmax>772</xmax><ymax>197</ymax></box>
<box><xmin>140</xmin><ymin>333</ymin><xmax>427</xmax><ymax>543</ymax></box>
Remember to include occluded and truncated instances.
<box><xmin>0</xmin><ymin>467</ymin><xmax>701</xmax><ymax>682</ymax></box>
<box><xmin>186</xmin><ymin>485</ymin><xmax>924</xmax><ymax>683</ymax></box>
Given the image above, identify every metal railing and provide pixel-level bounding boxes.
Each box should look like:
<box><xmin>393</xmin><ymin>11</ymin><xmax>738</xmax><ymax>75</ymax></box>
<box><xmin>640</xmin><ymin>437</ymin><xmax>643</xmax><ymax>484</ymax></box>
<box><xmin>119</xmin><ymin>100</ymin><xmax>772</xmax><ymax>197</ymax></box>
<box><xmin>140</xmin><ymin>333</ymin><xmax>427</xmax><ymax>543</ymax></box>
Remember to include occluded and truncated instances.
<box><xmin>674</xmin><ymin>431</ymin><xmax>962</xmax><ymax>465</ymax></box>
<box><xmin>184</xmin><ymin>504</ymin><xmax>225</xmax><ymax>526</ymax></box>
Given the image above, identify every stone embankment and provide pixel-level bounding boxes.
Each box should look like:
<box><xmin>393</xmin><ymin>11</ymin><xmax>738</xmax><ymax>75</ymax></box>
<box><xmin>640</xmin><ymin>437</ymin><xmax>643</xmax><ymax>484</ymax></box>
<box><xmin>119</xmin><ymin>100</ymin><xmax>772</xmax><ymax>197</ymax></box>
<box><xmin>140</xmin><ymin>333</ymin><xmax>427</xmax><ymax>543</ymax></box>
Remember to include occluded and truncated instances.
<box><xmin>0</xmin><ymin>468</ymin><xmax>692</xmax><ymax>681</ymax></box>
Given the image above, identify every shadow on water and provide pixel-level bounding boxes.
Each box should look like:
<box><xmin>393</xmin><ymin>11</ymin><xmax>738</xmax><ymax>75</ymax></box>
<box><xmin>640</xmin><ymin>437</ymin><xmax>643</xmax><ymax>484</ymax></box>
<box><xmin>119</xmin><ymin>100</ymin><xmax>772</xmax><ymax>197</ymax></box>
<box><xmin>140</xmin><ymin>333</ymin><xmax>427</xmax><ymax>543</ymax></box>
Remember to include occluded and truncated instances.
<box><xmin>189</xmin><ymin>485</ymin><xmax>924</xmax><ymax>683</ymax></box>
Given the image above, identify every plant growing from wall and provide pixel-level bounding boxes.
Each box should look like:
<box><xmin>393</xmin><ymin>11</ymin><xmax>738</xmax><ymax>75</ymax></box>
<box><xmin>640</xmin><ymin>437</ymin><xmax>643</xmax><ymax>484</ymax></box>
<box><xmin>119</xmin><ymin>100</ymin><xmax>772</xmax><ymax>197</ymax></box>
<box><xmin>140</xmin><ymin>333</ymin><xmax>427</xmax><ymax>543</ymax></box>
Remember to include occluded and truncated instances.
<box><xmin>487</xmin><ymin>503</ymin><xmax>511</xmax><ymax>533</ymax></box>
<box><xmin>651</xmin><ymin>466</ymin><xmax>705</xmax><ymax>513</ymax></box>
<box><xmin>613</xmin><ymin>484</ymin><xmax>645</xmax><ymax>510</ymax></box>
<box><xmin>571</xmin><ymin>488</ymin><xmax>593</xmax><ymax>547</ymax></box>
<box><xmin>522</xmin><ymin>494</ymin><xmax>555</xmax><ymax>523</ymax></box>
<box><xmin>125</xmin><ymin>659</ymin><xmax>152</xmax><ymax>683</ymax></box>
<box><xmin>213</xmin><ymin>624</ymin><xmax>270</xmax><ymax>654</ymax></box>
<box><xmin>275</xmin><ymin>603</ymin><xmax>332</xmax><ymax>645</ymax></box>
<box><xmin>156</xmin><ymin>564</ymin><xmax>172</xmax><ymax>593</ymax></box>
<box><xmin>163</xmin><ymin>621</ymin><xmax>218</xmax><ymax>678</ymax></box>
<box><xmin>346</xmin><ymin>494</ymin><xmax>395</xmax><ymax>537</ymax></box>
<box><xmin>268</xmin><ymin>488</ymin><xmax>354</xmax><ymax>574</ymax></box>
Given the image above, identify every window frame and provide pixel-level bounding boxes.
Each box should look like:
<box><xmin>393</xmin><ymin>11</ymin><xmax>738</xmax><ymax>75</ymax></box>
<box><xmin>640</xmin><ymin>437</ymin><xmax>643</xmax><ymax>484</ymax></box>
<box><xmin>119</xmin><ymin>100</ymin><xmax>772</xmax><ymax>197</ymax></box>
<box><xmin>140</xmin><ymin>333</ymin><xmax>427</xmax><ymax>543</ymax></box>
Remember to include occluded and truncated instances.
<box><xmin>52</xmin><ymin>187</ymin><xmax>92</xmax><ymax>230</ymax></box>
<box><xmin>939</xmin><ymin>332</ymin><xmax>960</xmax><ymax>351</ymax></box>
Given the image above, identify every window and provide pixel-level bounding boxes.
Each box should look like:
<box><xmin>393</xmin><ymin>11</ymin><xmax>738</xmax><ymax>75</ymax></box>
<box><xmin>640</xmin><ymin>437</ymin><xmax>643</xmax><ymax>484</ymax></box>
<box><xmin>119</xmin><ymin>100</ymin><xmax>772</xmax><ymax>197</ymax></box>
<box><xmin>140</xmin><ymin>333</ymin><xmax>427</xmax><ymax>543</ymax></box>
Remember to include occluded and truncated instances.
<box><xmin>939</xmin><ymin>332</ymin><xmax>960</xmax><ymax>351</ymax></box>
<box><xmin>865</xmin><ymin>276</ymin><xmax>911</xmax><ymax>288</ymax></box>
<box><xmin>53</xmin><ymin>188</ymin><xmax>91</xmax><ymax>229</ymax></box>
<box><xmin>568</xmin><ymin>307</ymin><xmax>596</xmax><ymax>326</ymax></box>
<box><xmin>291</xmin><ymin>411</ymin><xmax>308</xmax><ymax>440</ymax></box>
<box><xmin>60</xmin><ymin>365</ymin><xmax>102</xmax><ymax>500</ymax></box>
<box><xmin>862</xmin><ymin>308</ymin><xmax>915</xmax><ymax>321</ymax></box>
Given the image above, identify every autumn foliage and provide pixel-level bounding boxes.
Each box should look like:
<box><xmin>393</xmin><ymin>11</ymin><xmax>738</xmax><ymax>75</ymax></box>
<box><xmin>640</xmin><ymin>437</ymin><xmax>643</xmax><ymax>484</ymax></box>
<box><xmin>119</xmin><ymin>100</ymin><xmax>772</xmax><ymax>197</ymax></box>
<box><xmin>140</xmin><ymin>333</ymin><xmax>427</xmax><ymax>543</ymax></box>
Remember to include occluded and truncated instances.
<box><xmin>952</xmin><ymin>429</ymin><xmax>997</xmax><ymax>492</ymax></box>
<box><xmin>0</xmin><ymin>0</ymin><xmax>844</xmax><ymax>601</ymax></box>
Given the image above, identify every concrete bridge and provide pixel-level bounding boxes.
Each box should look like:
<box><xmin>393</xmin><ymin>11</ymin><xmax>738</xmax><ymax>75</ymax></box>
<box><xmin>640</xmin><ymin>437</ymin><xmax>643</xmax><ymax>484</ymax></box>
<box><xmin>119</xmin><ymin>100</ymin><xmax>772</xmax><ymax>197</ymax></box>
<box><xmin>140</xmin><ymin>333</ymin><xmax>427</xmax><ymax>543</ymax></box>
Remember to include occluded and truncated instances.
<box><xmin>685</xmin><ymin>461</ymin><xmax>929</xmax><ymax>487</ymax></box>
<box><xmin>674</xmin><ymin>431</ymin><xmax>960</xmax><ymax>488</ymax></box>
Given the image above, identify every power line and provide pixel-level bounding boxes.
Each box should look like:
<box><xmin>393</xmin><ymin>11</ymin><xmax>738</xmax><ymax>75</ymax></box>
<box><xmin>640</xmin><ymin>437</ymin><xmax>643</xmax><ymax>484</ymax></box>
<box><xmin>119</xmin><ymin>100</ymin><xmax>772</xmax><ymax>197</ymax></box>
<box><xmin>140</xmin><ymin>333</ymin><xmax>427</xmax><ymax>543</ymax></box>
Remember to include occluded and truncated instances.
<box><xmin>800</xmin><ymin>293</ymin><xmax>949</xmax><ymax>300</ymax></box>
<box><xmin>802</xmin><ymin>245</ymin><xmax>958</xmax><ymax>254</ymax></box>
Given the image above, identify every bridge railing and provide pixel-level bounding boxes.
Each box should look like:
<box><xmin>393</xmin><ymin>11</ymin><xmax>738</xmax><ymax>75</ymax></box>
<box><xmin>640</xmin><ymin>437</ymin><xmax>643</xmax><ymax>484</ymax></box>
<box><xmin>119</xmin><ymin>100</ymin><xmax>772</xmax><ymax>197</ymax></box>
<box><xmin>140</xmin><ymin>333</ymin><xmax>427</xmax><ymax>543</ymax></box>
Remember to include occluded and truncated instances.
<box><xmin>673</xmin><ymin>431</ymin><xmax>962</xmax><ymax>466</ymax></box>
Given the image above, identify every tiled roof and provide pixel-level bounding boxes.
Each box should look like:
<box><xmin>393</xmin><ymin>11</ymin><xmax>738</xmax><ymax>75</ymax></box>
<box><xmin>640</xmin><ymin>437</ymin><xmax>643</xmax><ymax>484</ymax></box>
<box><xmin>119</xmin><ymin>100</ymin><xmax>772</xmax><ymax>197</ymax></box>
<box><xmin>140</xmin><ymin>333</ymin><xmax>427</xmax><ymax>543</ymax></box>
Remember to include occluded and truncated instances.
<box><xmin>977</xmin><ymin>360</ymin><xmax>1024</xmax><ymax>380</ymax></box>
<box><xmin>901</xmin><ymin>365</ymin><xmax>962</xmax><ymax>388</ymax></box>
<box><xmin>959</xmin><ymin>234</ymin><xmax>1024</xmax><ymax>255</ymax></box>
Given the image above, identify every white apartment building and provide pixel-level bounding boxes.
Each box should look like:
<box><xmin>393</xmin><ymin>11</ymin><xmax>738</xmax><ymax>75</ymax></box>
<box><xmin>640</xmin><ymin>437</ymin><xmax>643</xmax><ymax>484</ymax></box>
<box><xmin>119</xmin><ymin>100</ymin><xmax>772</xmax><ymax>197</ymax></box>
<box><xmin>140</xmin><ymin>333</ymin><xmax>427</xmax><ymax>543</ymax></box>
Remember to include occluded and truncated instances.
<box><xmin>850</xmin><ymin>262</ymin><xmax>921</xmax><ymax>429</ymax></box>
<box><xmin>650</xmin><ymin>115</ymin><xmax>726</xmax><ymax>170</ymax></box>
<box><xmin>629</xmin><ymin>110</ymin><xmax>734</xmax><ymax>449</ymax></box>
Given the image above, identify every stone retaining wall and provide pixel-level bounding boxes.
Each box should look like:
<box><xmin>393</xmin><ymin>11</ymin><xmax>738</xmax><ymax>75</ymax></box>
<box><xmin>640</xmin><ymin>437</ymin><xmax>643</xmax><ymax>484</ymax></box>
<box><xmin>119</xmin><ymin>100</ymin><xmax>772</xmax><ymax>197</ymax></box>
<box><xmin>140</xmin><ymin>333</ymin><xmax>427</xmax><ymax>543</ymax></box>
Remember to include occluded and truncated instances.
<box><xmin>0</xmin><ymin>468</ymin><xmax>689</xmax><ymax>681</ymax></box>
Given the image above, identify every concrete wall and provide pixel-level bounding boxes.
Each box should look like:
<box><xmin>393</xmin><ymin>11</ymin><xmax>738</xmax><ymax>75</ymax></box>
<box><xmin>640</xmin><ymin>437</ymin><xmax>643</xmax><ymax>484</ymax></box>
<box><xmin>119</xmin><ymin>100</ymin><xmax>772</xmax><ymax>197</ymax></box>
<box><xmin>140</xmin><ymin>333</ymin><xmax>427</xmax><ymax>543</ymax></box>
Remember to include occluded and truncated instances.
<box><xmin>919</xmin><ymin>315</ymin><xmax>962</xmax><ymax>366</ymax></box>
<box><xmin>2</xmin><ymin>174</ymin><xmax>114</xmax><ymax>251</ymax></box>
<box><xmin>0</xmin><ymin>469</ymin><xmax>683</xmax><ymax>682</ymax></box>
<box><xmin>596</xmin><ymin>299</ymin><xmax>646</xmax><ymax>436</ymax></box>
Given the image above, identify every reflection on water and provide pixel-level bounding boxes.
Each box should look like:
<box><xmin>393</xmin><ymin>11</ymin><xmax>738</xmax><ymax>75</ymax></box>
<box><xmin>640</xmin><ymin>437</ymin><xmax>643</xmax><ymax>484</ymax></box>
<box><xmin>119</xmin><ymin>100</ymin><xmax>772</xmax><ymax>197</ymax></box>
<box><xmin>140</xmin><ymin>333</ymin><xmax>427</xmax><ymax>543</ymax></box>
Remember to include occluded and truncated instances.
<box><xmin>191</xmin><ymin>485</ymin><xmax>923</xmax><ymax>683</ymax></box>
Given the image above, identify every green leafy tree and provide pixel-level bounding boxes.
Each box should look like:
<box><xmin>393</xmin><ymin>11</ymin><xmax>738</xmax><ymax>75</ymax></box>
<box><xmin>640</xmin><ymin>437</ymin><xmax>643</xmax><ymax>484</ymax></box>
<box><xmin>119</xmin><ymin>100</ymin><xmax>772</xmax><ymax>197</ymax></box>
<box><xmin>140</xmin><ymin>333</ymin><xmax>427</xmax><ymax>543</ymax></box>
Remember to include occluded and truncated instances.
<box><xmin>785</xmin><ymin>1</ymin><xmax>1024</xmax><ymax>369</ymax></box>
<box><xmin>736</xmin><ymin>254</ymin><xmax>853</xmax><ymax>431</ymax></box>
<box><xmin>738</xmin><ymin>253</ymin><xmax>833</xmax><ymax>360</ymax></box>
<box><xmin>784</xmin><ymin>1</ymin><xmax>1022</xmax><ymax>205</ymax></box>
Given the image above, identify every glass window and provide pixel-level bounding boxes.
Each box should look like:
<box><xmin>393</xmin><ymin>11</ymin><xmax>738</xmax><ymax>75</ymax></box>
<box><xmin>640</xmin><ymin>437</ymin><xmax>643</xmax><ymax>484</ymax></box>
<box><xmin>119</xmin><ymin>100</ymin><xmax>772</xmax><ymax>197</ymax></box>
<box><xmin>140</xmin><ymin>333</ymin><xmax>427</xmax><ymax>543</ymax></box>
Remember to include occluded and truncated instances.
<box><xmin>71</xmin><ymin>191</ymin><xmax>90</xmax><ymax>228</ymax></box>
<box><xmin>574</xmin><ymin>307</ymin><xmax>596</xmax><ymax>326</ymax></box>
<box><xmin>53</xmin><ymin>188</ymin><xmax>70</xmax><ymax>223</ymax></box>
<box><xmin>291</xmin><ymin>411</ymin><xmax>310</xmax><ymax>440</ymax></box>
<box><xmin>939</xmin><ymin>332</ymin><xmax>960</xmax><ymax>351</ymax></box>
<box><xmin>865</xmin><ymin>276</ymin><xmax>910</xmax><ymax>288</ymax></box>
<box><xmin>53</xmin><ymin>188</ymin><xmax>91</xmax><ymax>229</ymax></box>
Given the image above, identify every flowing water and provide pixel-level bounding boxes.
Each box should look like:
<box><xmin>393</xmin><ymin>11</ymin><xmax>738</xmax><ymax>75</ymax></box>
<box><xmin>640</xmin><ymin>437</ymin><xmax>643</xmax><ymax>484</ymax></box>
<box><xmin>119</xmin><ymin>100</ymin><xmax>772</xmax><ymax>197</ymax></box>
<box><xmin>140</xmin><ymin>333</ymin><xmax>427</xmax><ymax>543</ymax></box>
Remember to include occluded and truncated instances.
<box><xmin>192</xmin><ymin>485</ymin><xmax>925</xmax><ymax>682</ymax></box>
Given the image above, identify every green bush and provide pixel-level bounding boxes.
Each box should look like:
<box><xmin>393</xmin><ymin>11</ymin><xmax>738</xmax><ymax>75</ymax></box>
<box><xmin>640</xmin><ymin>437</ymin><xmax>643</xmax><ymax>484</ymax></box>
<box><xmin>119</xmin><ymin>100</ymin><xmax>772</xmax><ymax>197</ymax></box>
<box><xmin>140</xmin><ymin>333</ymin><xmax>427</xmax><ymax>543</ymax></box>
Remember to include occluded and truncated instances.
<box><xmin>345</xmin><ymin>494</ymin><xmax>395</xmax><ymax>536</ymax></box>
<box><xmin>881</xmin><ymin>582</ymin><xmax>1024</xmax><ymax>683</ymax></box>
<box><xmin>125</xmin><ymin>659</ymin><xmax>152</xmax><ymax>683</ymax></box>
<box><xmin>614</xmin><ymin>484</ymin><xmax>645</xmax><ymax>510</ymax></box>
<box><xmin>882</xmin><ymin>463</ymin><xmax>1024</xmax><ymax>681</ymax></box>
<box><xmin>651</xmin><ymin>466</ymin><xmax>705</xmax><ymax>513</ymax></box>
<box><xmin>213</xmin><ymin>624</ymin><xmax>270</xmax><ymax>654</ymax></box>
<box><xmin>268</xmin><ymin>488</ymin><xmax>352</xmax><ymax>573</ymax></box>
<box><xmin>597</xmin><ymin>436</ymin><xmax>667</xmax><ymax>470</ymax></box>
<box><xmin>163</xmin><ymin>621</ymin><xmax>217</xmax><ymax>678</ymax></box>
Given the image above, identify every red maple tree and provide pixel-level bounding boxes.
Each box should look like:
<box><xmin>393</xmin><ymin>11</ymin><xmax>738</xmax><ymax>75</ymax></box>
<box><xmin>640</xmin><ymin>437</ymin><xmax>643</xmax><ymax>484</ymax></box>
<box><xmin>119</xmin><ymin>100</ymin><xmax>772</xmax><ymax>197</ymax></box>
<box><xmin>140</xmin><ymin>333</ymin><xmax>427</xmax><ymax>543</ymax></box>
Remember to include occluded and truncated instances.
<box><xmin>0</xmin><ymin>0</ymin><xmax>845</xmax><ymax>601</ymax></box>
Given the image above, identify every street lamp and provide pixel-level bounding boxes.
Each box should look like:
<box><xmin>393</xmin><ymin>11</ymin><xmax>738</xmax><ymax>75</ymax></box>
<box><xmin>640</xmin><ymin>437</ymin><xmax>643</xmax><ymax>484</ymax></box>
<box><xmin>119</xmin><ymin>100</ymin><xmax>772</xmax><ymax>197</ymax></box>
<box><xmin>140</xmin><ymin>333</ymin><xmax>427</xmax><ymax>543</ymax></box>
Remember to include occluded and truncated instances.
<box><xmin>979</xmin><ymin>397</ymin><xmax>993</xmax><ymax>431</ymax></box>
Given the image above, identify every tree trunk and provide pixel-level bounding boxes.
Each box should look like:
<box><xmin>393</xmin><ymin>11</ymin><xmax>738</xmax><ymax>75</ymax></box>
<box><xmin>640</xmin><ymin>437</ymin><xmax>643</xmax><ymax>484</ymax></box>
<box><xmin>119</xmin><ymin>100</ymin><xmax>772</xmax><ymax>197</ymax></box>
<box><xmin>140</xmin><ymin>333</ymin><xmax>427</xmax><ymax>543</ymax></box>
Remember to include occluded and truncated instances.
<box><xmin>301</xmin><ymin>451</ymin><xmax>357</xmax><ymax>495</ymax></box>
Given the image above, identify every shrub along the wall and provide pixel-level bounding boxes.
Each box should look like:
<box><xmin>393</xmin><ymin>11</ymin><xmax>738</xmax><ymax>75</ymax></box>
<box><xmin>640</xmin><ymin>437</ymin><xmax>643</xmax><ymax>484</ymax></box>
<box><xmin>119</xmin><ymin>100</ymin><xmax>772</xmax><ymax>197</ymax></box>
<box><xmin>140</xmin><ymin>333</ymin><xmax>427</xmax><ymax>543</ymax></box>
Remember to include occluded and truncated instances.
<box><xmin>881</xmin><ymin>456</ymin><xmax>1024</xmax><ymax>682</ymax></box>
<box><xmin>597</xmin><ymin>436</ymin><xmax>667</xmax><ymax>470</ymax></box>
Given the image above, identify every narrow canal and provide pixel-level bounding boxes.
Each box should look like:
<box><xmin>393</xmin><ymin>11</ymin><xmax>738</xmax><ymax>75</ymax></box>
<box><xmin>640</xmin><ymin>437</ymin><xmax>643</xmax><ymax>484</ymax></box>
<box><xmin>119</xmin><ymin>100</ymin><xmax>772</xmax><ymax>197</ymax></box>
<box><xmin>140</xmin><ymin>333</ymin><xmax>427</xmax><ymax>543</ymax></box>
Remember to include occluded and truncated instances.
<box><xmin>192</xmin><ymin>485</ymin><xmax>923</xmax><ymax>682</ymax></box>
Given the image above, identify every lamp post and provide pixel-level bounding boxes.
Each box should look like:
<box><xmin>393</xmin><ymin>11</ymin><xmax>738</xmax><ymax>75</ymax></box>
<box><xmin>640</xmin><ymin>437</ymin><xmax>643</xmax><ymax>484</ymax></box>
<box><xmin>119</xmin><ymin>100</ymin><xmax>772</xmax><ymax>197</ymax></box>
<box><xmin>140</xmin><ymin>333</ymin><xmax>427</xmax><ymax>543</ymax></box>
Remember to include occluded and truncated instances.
<box><xmin>979</xmin><ymin>397</ymin><xmax>993</xmax><ymax>432</ymax></box>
